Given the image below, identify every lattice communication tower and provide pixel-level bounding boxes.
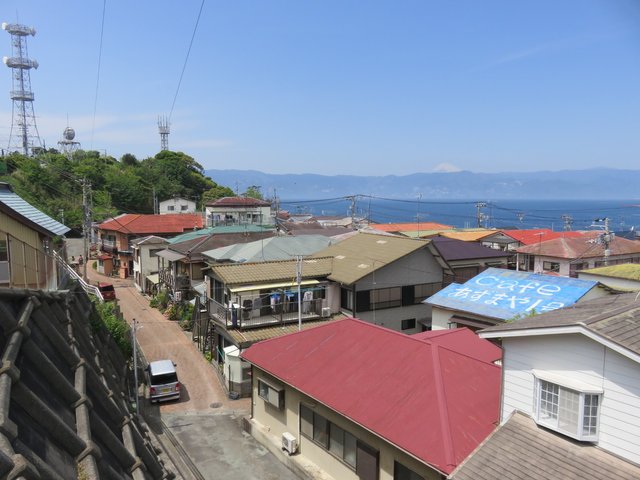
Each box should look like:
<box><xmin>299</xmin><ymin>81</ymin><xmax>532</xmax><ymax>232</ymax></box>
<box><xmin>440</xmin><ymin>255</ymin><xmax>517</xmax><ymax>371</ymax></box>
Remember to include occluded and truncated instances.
<box><xmin>58</xmin><ymin>126</ymin><xmax>80</xmax><ymax>159</ymax></box>
<box><xmin>158</xmin><ymin>115</ymin><xmax>170</xmax><ymax>151</ymax></box>
<box><xmin>2</xmin><ymin>22</ymin><xmax>42</xmax><ymax>156</ymax></box>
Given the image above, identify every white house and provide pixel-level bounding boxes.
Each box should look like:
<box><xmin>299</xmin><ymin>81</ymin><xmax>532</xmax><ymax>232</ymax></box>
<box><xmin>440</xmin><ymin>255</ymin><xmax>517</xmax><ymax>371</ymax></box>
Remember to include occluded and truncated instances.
<box><xmin>159</xmin><ymin>197</ymin><xmax>196</xmax><ymax>214</ymax></box>
<box><xmin>471</xmin><ymin>293</ymin><xmax>640</xmax><ymax>473</ymax></box>
<box><xmin>204</xmin><ymin>196</ymin><xmax>273</xmax><ymax>227</ymax></box>
<box><xmin>131</xmin><ymin>235</ymin><xmax>169</xmax><ymax>294</ymax></box>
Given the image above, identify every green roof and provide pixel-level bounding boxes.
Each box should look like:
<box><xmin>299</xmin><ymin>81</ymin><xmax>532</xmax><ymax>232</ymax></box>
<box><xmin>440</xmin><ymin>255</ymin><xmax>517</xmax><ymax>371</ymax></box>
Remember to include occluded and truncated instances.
<box><xmin>168</xmin><ymin>225</ymin><xmax>275</xmax><ymax>244</ymax></box>
<box><xmin>581</xmin><ymin>263</ymin><xmax>640</xmax><ymax>281</ymax></box>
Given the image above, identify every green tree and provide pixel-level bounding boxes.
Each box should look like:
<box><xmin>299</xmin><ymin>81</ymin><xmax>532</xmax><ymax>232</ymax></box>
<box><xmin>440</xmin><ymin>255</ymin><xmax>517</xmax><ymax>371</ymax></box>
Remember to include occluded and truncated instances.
<box><xmin>202</xmin><ymin>184</ymin><xmax>235</xmax><ymax>204</ymax></box>
<box><xmin>243</xmin><ymin>185</ymin><xmax>263</xmax><ymax>200</ymax></box>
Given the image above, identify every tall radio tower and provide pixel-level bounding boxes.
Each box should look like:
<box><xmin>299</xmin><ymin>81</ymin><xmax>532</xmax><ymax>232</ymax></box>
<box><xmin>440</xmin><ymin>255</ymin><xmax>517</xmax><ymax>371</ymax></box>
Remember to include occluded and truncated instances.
<box><xmin>2</xmin><ymin>22</ymin><xmax>42</xmax><ymax>156</ymax></box>
<box><xmin>158</xmin><ymin>115</ymin><xmax>170</xmax><ymax>151</ymax></box>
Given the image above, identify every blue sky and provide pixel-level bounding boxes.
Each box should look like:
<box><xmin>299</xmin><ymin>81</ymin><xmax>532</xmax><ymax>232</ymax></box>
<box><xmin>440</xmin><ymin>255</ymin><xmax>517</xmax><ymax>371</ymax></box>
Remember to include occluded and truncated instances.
<box><xmin>1</xmin><ymin>1</ymin><xmax>639</xmax><ymax>175</ymax></box>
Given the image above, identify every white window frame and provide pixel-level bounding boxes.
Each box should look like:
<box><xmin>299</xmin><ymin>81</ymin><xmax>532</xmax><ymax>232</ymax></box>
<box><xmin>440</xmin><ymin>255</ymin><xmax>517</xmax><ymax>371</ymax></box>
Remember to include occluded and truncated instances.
<box><xmin>533</xmin><ymin>376</ymin><xmax>601</xmax><ymax>441</ymax></box>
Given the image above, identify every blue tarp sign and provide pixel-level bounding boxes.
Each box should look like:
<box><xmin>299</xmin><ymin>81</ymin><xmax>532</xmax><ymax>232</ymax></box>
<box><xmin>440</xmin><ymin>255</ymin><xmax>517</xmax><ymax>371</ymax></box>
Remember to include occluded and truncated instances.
<box><xmin>425</xmin><ymin>268</ymin><xmax>598</xmax><ymax>320</ymax></box>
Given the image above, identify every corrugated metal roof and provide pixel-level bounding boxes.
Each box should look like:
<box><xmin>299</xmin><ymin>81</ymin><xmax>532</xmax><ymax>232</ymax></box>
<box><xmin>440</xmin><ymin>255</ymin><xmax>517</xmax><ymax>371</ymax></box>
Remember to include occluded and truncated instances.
<box><xmin>206</xmin><ymin>196</ymin><xmax>271</xmax><ymax>207</ymax></box>
<box><xmin>439</xmin><ymin>230</ymin><xmax>496</xmax><ymax>242</ymax></box>
<box><xmin>480</xmin><ymin>291</ymin><xmax>640</xmax><ymax>356</ymax></box>
<box><xmin>227</xmin><ymin>316</ymin><xmax>344</xmax><ymax>348</ymax></box>
<box><xmin>412</xmin><ymin>327</ymin><xmax>502</xmax><ymax>363</ymax></box>
<box><xmin>501</xmin><ymin>228</ymin><xmax>590</xmax><ymax>245</ymax></box>
<box><xmin>0</xmin><ymin>182</ymin><xmax>70</xmax><ymax>236</ymax></box>
<box><xmin>203</xmin><ymin>235</ymin><xmax>336</xmax><ymax>263</ymax></box>
<box><xmin>450</xmin><ymin>411</ymin><xmax>640</xmax><ymax>480</ymax></box>
<box><xmin>209</xmin><ymin>257</ymin><xmax>333</xmax><ymax>285</ymax></box>
<box><xmin>429</xmin><ymin>236</ymin><xmax>513</xmax><ymax>261</ymax></box>
<box><xmin>167</xmin><ymin>224</ymin><xmax>275</xmax><ymax>244</ymax></box>
<box><xmin>425</xmin><ymin>267</ymin><xmax>598</xmax><ymax>321</ymax></box>
<box><xmin>242</xmin><ymin>318</ymin><xmax>500</xmax><ymax>475</ymax></box>
<box><xmin>310</xmin><ymin>232</ymin><xmax>430</xmax><ymax>284</ymax></box>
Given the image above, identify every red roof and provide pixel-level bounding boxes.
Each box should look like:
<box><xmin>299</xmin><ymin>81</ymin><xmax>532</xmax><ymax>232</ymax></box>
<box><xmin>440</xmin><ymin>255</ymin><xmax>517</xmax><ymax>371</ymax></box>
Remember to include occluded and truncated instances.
<box><xmin>501</xmin><ymin>228</ymin><xmax>590</xmax><ymax>245</ymax></box>
<box><xmin>412</xmin><ymin>328</ymin><xmax>502</xmax><ymax>364</ymax></box>
<box><xmin>516</xmin><ymin>234</ymin><xmax>640</xmax><ymax>259</ymax></box>
<box><xmin>371</xmin><ymin>222</ymin><xmax>453</xmax><ymax>232</ymax></box>
<box><xmin>98</xmin><ymin>213</ymin><xmax>204</xmax><ymax>235</ymax></box>
<box><xmin>241</xmin><ymin>319</ymin><xmax>500</xmax><ymax>475</ymax></box>
<box><xmin>206</xmin><ymin>196</ymin><xmax>270</xmax><ymax>207</ymax></box>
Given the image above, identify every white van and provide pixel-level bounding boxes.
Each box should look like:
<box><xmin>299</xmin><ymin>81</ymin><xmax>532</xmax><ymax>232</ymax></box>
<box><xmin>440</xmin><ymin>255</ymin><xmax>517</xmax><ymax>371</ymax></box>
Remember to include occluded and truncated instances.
<box><xmin>147</xmin><ymin>359</ymin><xmax>181</xmax><ymax>403</ymax></box>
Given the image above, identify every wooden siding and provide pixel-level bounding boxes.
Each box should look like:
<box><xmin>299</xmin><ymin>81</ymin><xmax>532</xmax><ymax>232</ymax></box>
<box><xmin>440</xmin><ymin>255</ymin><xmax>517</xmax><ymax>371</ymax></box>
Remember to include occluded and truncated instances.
<box><xmin>0</xmin><ymin>214</ymin><xmax>41</xmax><ymax>249</ymax></box>
<box><xmin>502</xmin><ymin>334</ymin><xmax>640</xmax><ymax>464</ymax></box>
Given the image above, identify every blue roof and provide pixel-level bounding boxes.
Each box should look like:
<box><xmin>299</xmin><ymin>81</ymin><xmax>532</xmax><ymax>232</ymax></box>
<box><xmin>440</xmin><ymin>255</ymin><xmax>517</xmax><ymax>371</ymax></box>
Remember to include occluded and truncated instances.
<box><xmin>425</xmin><ymin>268</ymin><xmax>598</xmax><ymax>320</ymax></box>
<box><xmin>0</xmin><ymin>183</ymin><xmax>70</xmax><ymax>236</ymax></box>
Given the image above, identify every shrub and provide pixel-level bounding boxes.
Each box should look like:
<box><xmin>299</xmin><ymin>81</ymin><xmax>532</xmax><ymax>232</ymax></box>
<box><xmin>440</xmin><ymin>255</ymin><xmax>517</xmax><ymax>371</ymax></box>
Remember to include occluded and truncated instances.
<box><xmin>93</xmin><ymin>301</ymin><xmax>132</xmax><ymax>357</ymax></box>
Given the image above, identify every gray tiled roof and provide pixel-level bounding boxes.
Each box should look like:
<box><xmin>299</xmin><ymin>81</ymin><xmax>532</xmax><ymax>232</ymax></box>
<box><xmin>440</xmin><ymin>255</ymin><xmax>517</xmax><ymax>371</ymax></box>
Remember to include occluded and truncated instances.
<box><xmin>0</xmin><ymin>285</ymin><xmax>172</xmax><ymax>479</ymax></box>
<box><xmin>450</xmin><ymin>411</ymin><xmax>640</xmax><ymax>480</ymax></box>
<box><xmin>480</xmin><ymin>292</ymin><xmax>640</xmax><ymax>356</ymax></box>
<box><xmin>0</xmin><ymin>182</ymin><xmax>70</xmax><ymax>236</ymax></box>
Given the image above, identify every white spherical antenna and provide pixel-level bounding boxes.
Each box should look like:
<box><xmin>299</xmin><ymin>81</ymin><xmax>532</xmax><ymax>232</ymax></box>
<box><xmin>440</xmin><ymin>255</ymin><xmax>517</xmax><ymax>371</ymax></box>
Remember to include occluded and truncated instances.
<box><xmin>63</xmin><ymin>127</ymin><xmax>76</xmax><ymax>141</ymax></box>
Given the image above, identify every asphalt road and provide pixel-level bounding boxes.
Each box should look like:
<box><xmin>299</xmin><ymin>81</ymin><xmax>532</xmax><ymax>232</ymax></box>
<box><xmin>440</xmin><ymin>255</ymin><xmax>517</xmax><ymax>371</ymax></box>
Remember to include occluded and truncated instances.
<box><xmin>66</xmin><ymin>238</ymin><xmax>301</xmax><ymax>480</ymax></box>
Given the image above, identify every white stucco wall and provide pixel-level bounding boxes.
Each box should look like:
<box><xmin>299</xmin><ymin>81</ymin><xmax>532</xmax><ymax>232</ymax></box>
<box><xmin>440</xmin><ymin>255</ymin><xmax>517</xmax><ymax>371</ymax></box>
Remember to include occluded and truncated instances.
<box><xmin>159</xmin><ymin>197</ymin><xmax>196</xmax><ymax>214</ymax></box>
<box><xmin>501</xmin><ymin>334</ymin><xmax>640</xmax><ymax>464</ymax></box>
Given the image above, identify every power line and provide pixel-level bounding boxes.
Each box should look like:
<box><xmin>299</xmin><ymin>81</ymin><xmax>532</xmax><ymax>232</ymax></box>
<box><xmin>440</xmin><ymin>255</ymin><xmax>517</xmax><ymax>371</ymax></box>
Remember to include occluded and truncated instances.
<box><xmin>90</xmin><ymin>0</ymin><xmax>107</xmax><ymax>150</ymax></box>
<box><xmin>169</xmin><ymin>0</ymin><xmax>205</xmax><ymax>121</ymax></box>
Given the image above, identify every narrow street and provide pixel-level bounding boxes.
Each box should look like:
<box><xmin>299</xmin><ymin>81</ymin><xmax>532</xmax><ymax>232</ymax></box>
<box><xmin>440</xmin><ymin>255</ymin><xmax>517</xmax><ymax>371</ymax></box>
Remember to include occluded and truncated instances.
<box><xmin>66</xmin><ymin>239</ymin><xmax>301</xmax><ymax>480</ymax></box>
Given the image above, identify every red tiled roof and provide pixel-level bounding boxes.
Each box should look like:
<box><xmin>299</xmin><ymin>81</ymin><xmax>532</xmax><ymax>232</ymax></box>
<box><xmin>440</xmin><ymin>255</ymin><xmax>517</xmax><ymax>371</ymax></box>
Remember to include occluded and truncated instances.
<box><xmin>241</xmin><ymin>319</ymin><xmax>500</xmax><ymax>475</ymax></box>
<box><xmin>501</xmin><ymin>229</ymin><xmax>590</xmax><ymax>245</ymax></box>
<box><xmin>98</xmin><ymin>213</ymin><xmax>204</xmax><ymax>235</ymax></box>
<box><xmin>516</xmin><ymin>234</ymin><xmax>640</xmax><ymax>258</ymax></box>
<box><xmin>371</xmin><ymin>222</ymin><xmax>454</xmax><ymax>232</ymax></box>
<box><xmin>206</xmin><ymin>196</ymin><xmax>270</xmax><ymax>207</ymax></box>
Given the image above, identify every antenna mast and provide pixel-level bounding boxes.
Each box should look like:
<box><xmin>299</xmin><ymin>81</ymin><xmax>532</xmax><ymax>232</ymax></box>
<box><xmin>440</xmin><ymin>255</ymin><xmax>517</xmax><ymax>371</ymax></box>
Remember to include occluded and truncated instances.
<box><xmin>3</xmin><ymin>22</ymin><xmax>42</xmax><ymax>156</ymax></box>
<box><xmin>158</xmin><ymin>115</ymin><xmax>170</xmax><ymax>151</ymax></box>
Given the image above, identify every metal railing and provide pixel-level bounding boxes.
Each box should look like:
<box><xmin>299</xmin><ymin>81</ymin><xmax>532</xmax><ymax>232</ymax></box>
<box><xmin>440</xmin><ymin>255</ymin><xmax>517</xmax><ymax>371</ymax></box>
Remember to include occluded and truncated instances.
<box><xmin>53</xmin><ymin>251</ymin><xmax>104</xmax><ymax>302</ymax></box>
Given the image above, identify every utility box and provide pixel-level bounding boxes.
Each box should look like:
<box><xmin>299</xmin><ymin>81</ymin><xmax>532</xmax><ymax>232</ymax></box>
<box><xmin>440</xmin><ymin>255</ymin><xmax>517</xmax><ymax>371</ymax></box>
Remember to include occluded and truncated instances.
<box><xmin>282</xmin><ymin>432</ymin><xmax>298</xmax><ymax>455</ymax></box>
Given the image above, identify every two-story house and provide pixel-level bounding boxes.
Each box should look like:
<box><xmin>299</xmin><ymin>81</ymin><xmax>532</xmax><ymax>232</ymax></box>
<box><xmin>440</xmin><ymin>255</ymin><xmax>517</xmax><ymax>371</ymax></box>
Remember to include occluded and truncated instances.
<box><xmin>310</xmin><ymin>232</ymin><xmax>443</xmax><ymax>333</ymax></box>
<box><xmin>450</xmin><ymin>293</ymin><xmax>640</xmax><ymax>478</ymax></box>
<box><xmin>205</xmin><ymin>196</ymin><xmax>273</xmax><ymax>227</ymax></box>
<box><xmin>0</xmin><ymin>182</ymin><xmax>69</xmax><ymax>289</ymax></box>
<box><xmin>96</xmin><ymin>213</ymin><xmax>203</xmax><ymax>278</ymax></box>
<box><xmin>159</xmin><ymin>196</ymin><xmax>196</xmax><ymax>214</ymax></box>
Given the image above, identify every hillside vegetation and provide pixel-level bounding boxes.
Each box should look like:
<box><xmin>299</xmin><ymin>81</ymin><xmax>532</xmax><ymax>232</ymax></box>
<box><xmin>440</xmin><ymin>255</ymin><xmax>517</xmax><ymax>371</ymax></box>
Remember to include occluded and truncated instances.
<box><xmin>1</xmin><ymin>150</ymin><xmax>234</xmax><ymax>233</ymax></box>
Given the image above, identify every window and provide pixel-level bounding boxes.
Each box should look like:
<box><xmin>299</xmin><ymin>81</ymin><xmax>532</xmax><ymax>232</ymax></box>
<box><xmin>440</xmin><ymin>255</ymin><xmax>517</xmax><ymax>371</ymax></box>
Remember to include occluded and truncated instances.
<box><xmin>181</xmin><ymin>204</ymin><xmax>188</xmax><ymax>211</ymax></box>
<box><xmin>300</xmin><ymin>403</ymin><xmax>373</xmax><ymax>473</ymax></box>
<box><xmin>167</xmin><ymin>205</ymin><xmax>175</xmax><ymax>211</ymax></box>
<box><xmin>341</xmin><ymin>287</ymin><xmax>354</xmax><ymax>311</ymax></box>
<box><xmin>257</xmin><ymin>379</ymin><xmax>284</xmax><ymax>409</ymax></box>
<box><xmin>413</xmin><ymin>283</ymin><xmax>440</xmax><ymax>303</ymax></box>
<box><xmin>370</xmin><ymin>287</ymin><xmax>401</xmax><ymax>310</ymax></box>
<box><xmin>542</xmin><ymin>261</ymin><xmax>560</xmax><ymax>272</ymax></box>
<box><xmin>401</xmin><ymin>319</ymin><xmax>416</xmax><ymax>331</ymax></box>
<box><xmin>535</xmin><ymin>379</ymin><xmax>600</xmax><ymax>441</ymax></box>
<box><xmin>394</xmin><ymin>461</ymin><xmax>425</xmax><ymax>480</ymax></box>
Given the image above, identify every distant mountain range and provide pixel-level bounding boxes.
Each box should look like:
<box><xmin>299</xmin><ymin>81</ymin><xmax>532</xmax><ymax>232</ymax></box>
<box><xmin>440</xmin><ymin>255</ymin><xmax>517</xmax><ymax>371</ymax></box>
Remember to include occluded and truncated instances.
<box><xmin>204</xmin><ymin>168</ymin><xmax>640</xmax><ymax>200</ymax></box>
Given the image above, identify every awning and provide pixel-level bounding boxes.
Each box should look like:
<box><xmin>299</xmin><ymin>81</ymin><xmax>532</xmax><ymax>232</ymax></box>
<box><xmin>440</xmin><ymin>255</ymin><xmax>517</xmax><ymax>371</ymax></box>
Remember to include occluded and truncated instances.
<box><xmin>146</xmin><ymin>273</ymin><xmax>160</xmax><ymax>285</ymax></box>
<box><xmin>155</xmin><ymin>249</ymin><xmax>186</xmax><ymax>262</ymax></box>
<box><xmin>230</xmin><ymin>279</ymin><xmax>320</xmax><ymax>293</ymax></box>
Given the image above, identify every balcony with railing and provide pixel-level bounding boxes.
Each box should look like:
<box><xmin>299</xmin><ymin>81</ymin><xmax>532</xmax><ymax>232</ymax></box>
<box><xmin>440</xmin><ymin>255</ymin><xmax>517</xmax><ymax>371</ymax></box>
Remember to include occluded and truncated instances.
<box><xmin>209</xmin><ymin>293</ymin><xmax>326</xmax><ymax>330</ymax></box>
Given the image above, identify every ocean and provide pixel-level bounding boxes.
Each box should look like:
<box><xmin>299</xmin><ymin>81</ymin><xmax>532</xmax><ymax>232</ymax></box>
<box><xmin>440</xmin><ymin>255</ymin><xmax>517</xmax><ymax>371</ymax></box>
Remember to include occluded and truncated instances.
<box><xmin>278</xmin><ymin>197</ymin><xmax>640</xmax><ymax>232</ymax></box>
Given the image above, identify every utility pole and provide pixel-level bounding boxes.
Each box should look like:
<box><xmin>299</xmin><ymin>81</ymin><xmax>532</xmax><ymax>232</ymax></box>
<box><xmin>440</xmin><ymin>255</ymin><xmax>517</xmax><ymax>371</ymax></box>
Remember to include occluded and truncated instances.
<box><xmin>132</xmin><ymin>317</ymin><xmax>139</xmax><ymax>416</ymax></box>
<box><xmin>82</xmin><ymin>179</ymin><xmax>91</xmax><ymax>279</ymax></box>
<box><xmin>562</xmin><ymin>214</ymin><xmax>573</xmax><ymax>231</ymax></box>
<box><xmin>347</xmin><ymin>195</ymin><xmax>357</xmax><ymax>230</ymax></box>
<box><xmin>476</xmin><ymin>202</ymin><xmax>487</xmax><ymax>228</ymax></box>
<box><xmin>602</xmin><ymin>217</ymin><xmax>611</xmax><ymax>266</ymax></box>
<box><xmin>296</xmin><ymin>255</ymin><xmax>303</xmax><ymax>331</ymax></box>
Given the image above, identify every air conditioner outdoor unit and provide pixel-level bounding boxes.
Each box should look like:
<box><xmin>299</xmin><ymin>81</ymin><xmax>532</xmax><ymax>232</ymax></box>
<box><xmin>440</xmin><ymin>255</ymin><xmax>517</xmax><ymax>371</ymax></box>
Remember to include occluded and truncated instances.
<box><xmin>282</xmin><ymin>432</ymin><xmax>298</xmax><ymax>455</ymax></box>
<box><xmin>321</xmin><ymin>307</ymin><xmax>331</xmax><ymax>318</ymax></box>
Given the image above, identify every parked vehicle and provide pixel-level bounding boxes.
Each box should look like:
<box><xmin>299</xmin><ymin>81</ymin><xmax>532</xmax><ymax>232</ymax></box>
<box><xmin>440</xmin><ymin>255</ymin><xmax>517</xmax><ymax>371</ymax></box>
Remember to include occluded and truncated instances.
<box><xmin>97</xmin><ymin>282</ymin><xmax>116</xmax><ymax>301</ymax></box>
<box><xmin>147</xmin><ymin>359</ymin><xmax>180</xmax><ymax>403</ymax></box>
